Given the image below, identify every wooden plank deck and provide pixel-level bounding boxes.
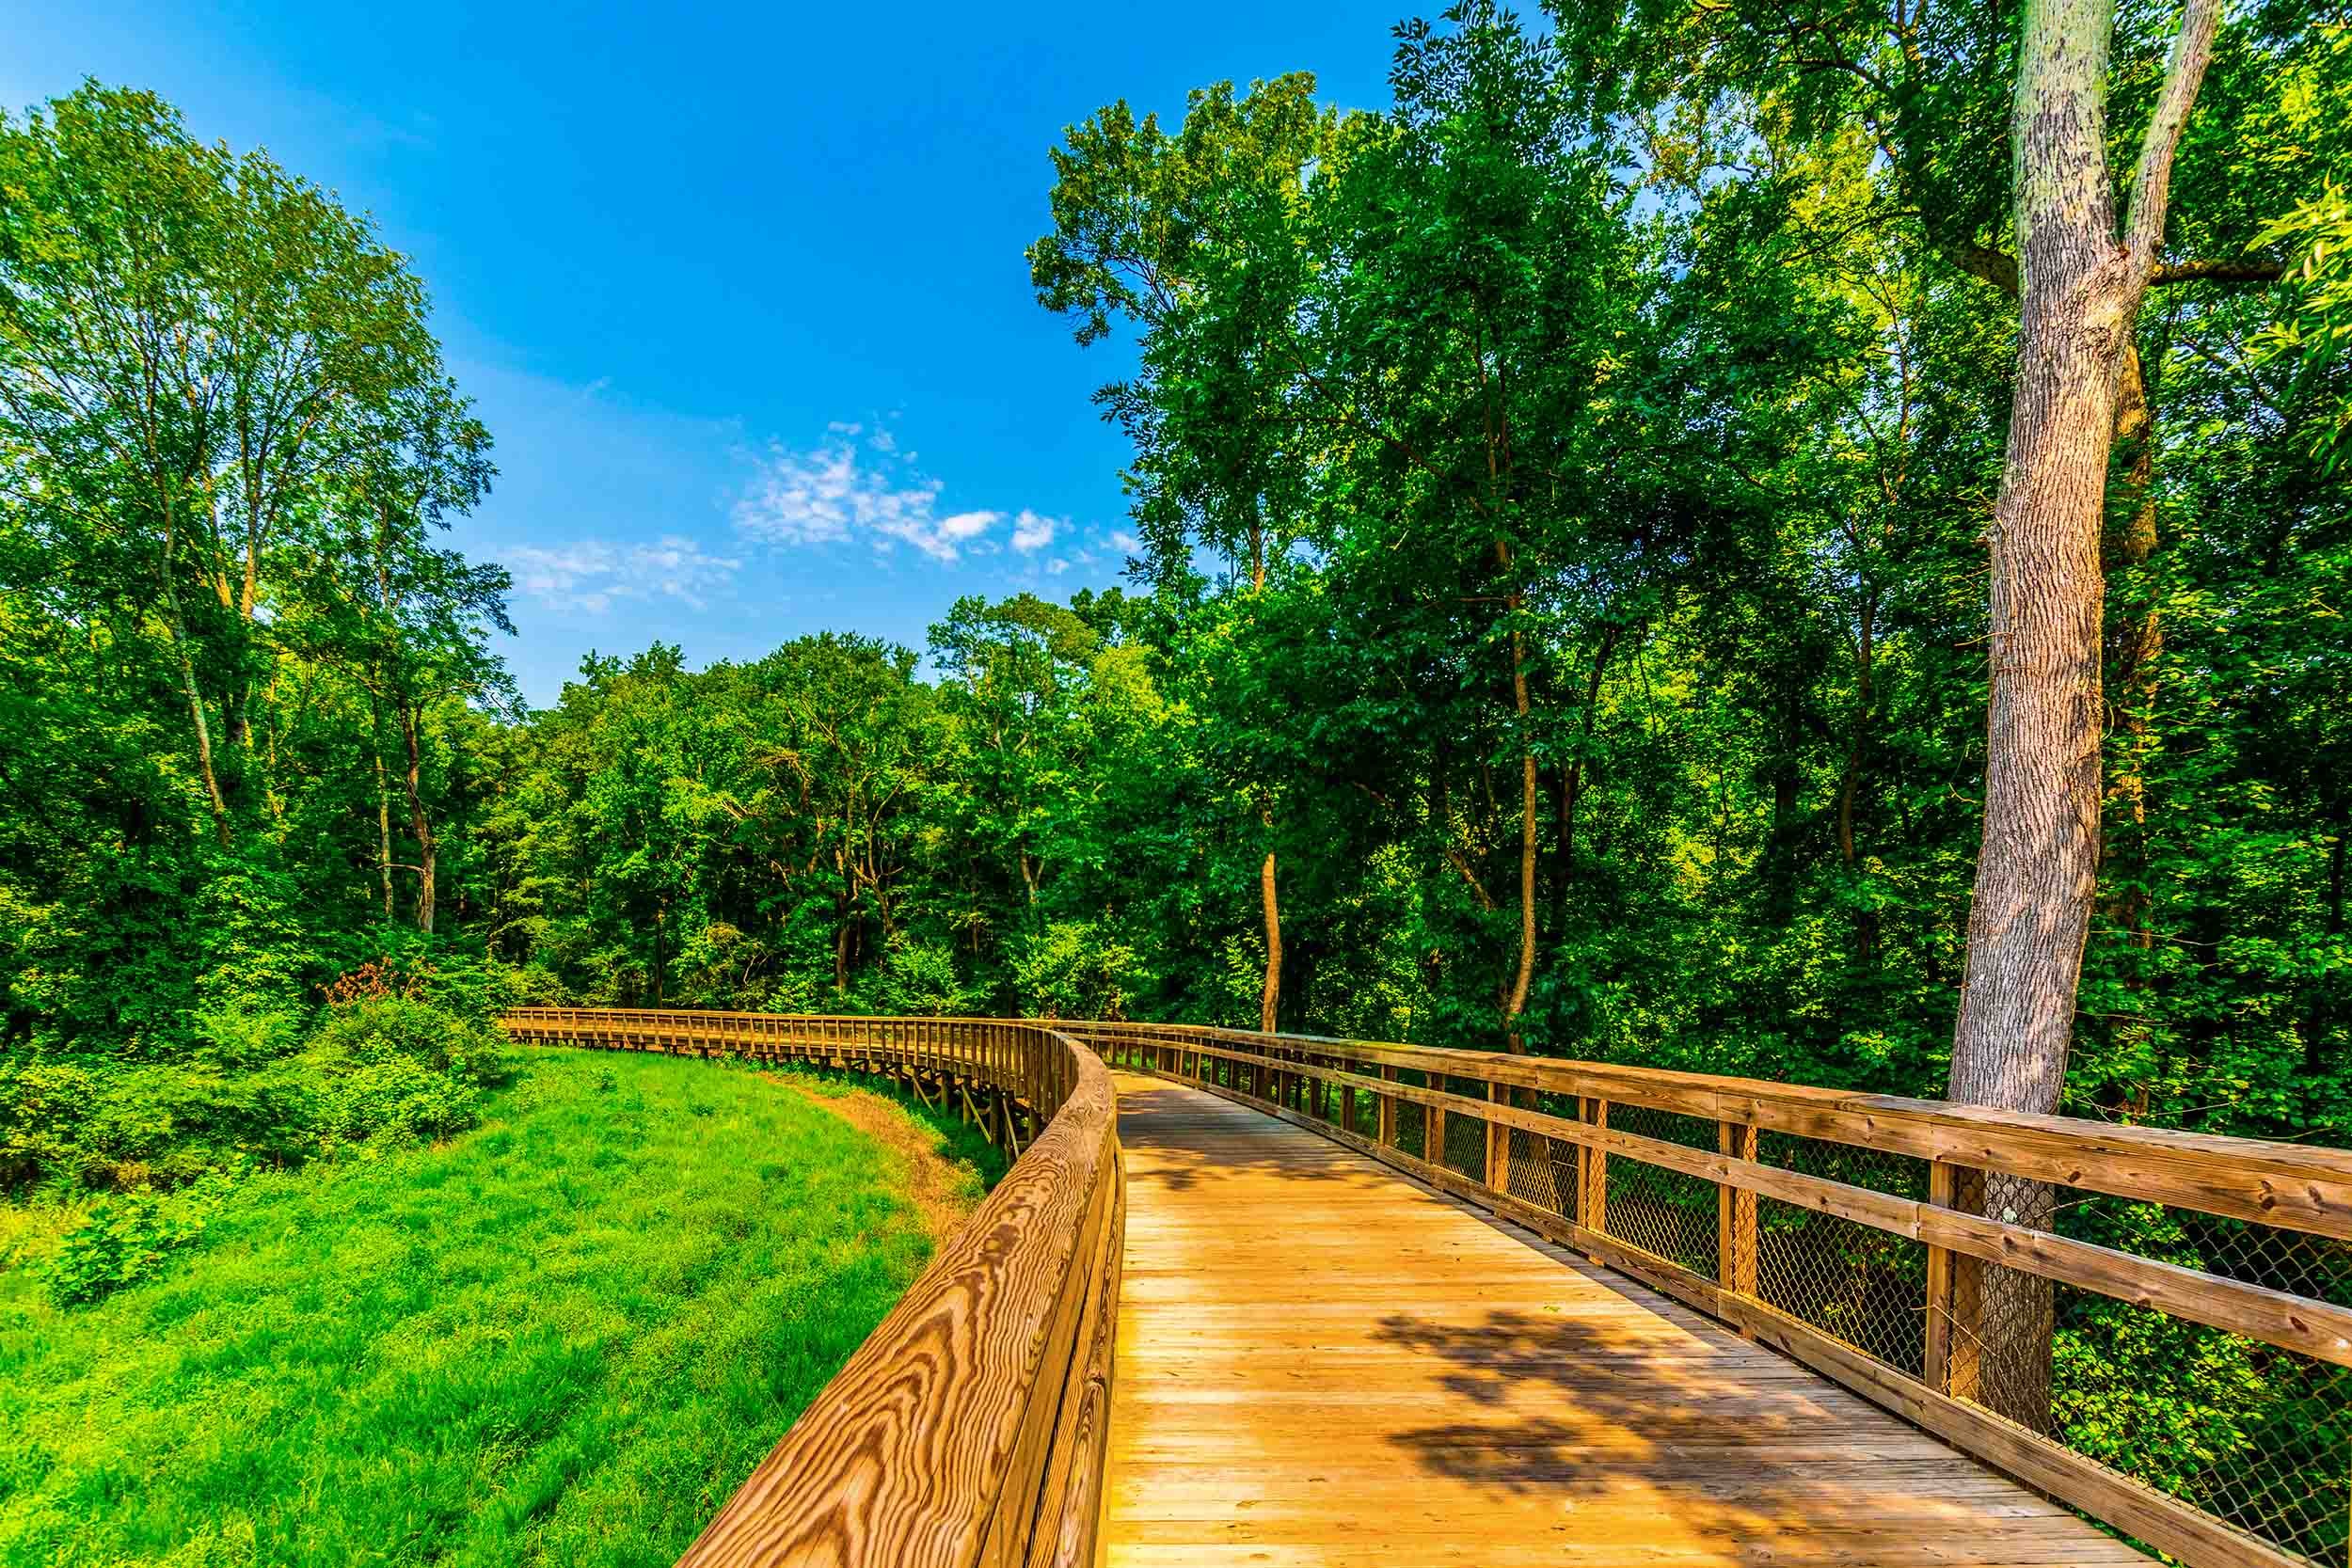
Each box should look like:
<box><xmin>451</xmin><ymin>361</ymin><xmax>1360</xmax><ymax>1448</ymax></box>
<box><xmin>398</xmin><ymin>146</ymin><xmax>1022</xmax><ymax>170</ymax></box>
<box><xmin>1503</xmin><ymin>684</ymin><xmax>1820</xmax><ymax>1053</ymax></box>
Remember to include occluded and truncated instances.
<box><xmin>1101</xmin><ymin>1072</ymin><xmax>2150</xmax><ymax>1567</ymax></box>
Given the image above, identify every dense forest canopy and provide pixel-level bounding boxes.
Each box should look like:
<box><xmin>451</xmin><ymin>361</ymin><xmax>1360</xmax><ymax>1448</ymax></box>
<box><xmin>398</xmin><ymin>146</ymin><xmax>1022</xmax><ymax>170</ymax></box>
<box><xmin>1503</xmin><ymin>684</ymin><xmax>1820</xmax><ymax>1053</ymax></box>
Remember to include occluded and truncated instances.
<box><xmin>4</xmin><ymin>0</ymin><xmax>2348</xmax><ymax>1184</ymax></box>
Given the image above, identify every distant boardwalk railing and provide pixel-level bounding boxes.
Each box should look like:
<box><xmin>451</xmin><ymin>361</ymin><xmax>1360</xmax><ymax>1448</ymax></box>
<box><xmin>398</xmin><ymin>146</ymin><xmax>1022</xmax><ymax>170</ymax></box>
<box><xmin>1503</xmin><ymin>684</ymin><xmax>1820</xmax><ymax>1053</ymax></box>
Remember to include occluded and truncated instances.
<box><xmin>1073</xmin><ymin>1020</ymin><xmax>2352</xmax><ymax>1568</ymax></box>
<box><xmin>501</xmin><ymin>1008</ymin><xmax>2352</xmax><ymax>1568</ymax></box>
<box><xmin>499</xmin><ymin>1008</ymin><xmax>1122</xmax><ymax>1568</ymax></box>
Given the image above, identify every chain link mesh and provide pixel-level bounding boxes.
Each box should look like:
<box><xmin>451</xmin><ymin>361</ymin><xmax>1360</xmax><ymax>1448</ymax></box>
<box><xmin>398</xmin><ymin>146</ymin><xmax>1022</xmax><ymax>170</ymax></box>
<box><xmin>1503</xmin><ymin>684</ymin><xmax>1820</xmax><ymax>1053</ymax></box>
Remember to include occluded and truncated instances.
<box><xmin>1395</xmin><ymin>1092</ymin><xmax>1425</xmax><ymax>1161</ymax></box>
<box><xmin>1502</xmin><ymin>1123</ymin><xmax>1574</xmax><ymax>1218</ymax></box>
<box><xmin>1437</xmin><ymin>1078</ymin><xmax>1488</xmax><ymax>1181</ymax></box>
<box><xmin>1962</xmin><ymin>1190</ymin><xmax>2352</xmax><ymax>1565</ymax></box>
<box><xmin>1599</xmin><ymin>1103</ymin><xmax>1721</xmax><ymax>1278</ymax></box>
<box><xmin>1754</xmin><ymin>1132</ymin><xmax>1930</xmax><ymax>1377</ymax></box>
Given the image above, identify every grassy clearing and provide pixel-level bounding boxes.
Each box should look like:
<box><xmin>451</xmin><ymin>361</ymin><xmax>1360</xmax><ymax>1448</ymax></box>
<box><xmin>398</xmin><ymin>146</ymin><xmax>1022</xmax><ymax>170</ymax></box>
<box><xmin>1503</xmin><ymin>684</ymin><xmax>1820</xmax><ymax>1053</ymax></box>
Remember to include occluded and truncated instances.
<box><xmin>0</xmin><ymin>1047</ymin><xmax>996</xmax><ymax>1568</ymax></box>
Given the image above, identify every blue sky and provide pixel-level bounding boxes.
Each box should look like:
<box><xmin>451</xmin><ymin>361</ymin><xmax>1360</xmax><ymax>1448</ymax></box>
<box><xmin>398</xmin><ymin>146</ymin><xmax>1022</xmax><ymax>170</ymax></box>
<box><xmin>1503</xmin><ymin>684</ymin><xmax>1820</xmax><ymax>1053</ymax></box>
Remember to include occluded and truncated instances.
<box><xmin>4</xmin><ymin>1</ymin><xmax>1410</xmax><ymax>705</ymax></box>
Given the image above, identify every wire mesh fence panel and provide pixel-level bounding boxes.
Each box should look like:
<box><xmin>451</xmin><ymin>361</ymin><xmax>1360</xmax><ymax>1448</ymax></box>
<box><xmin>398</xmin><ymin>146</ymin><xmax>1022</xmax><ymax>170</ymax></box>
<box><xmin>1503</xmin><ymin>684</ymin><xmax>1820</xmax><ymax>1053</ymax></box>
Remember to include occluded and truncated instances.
<box><xmin>1999</xmin><ymin>1193</ymin><xmax>2352</xmax><ymax>1566</ymax></box>
<box><xmin>1395</xmin><ymin>1097</ymin><xmax>1425</xmax><ymax>1161</ymax></box>
<box><xmin>1601</xmin><ymin>1103</ymin><xmax>1721</xmax><ymax>1278</ymax></box>
<box><xmin>1438</xmin><ymin>1079</ymin><xmax>1488</xmax><ymax>1181</ymax></box>
<box><xmin>1502</xmin><ymin>1125</ymin><xmax>1573</xmax><ymax>1219</ymax></box>
<box><xmin>1754</xmin><ymin>1133</ymin><xmax>1931</xmax><ymax>1377</ymax></box>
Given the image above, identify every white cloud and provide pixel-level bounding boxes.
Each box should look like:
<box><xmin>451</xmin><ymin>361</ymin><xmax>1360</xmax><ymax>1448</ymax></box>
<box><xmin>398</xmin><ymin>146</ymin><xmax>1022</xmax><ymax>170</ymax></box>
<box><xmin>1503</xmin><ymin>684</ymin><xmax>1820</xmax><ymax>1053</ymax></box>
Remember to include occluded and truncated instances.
<box><xmin>938</xmin><ymin>510</ymin><xmax>1000</xmax><ymax>545</ymax></box>
<box><xmin>1046</xmin><ymin>557</ymin><xmax>1071</xmax><ymax>576</ymax></box>
<box><xmin>504</xmin><ymin>534</ymin><xmax>740</xmax><ymax>613</ymax></box>
<box><xmin>731</xmin><ymin>425</ymin><xmax>1065</xmax><ymax>564</ymax></box>
<box><xmin>1010</xmin><ymin>510</ymin><xmax>1059</xmax><ymax>553</ymax></box>
<box><xmin>1108</xmin><ymin>530</ymin><xmax>1141</xmax><ymax>554</ymax></box>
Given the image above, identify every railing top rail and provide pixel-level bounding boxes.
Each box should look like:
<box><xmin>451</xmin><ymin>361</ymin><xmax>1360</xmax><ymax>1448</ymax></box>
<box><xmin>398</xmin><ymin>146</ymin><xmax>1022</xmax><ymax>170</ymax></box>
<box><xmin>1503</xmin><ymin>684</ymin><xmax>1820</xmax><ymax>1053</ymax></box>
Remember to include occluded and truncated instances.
<box><xmin>503</xmin><ymin>1010</ymin><xmax>1121</xmax><ymax>1568</ymax></box>
<box><xmin>1070</xmin><ymin>1018</ymin><xmax>2352</xmax><ymax>1238</ymax></box>
<box><xmin>515</xmin><ymin>1020</ymin><xmax>2352</xmax><ymax>1212</ymax></box>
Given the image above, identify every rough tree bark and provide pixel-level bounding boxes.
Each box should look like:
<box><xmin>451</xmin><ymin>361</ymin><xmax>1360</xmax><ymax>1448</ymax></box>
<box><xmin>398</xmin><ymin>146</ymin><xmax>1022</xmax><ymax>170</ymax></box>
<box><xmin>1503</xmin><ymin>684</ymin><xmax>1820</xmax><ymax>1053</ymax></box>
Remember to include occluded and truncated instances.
<box><xmin>1950</xmin><ymin>0</ymin><xmax>2219</xmax><ymax>1431</ymax></box>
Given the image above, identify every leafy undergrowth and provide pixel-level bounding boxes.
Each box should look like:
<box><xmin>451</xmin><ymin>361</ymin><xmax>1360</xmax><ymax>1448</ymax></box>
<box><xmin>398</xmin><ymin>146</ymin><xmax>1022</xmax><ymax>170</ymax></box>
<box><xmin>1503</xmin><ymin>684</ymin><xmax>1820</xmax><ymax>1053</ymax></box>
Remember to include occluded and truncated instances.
<box><xmin>0</xmin><ymin>1048</ymin><xmax>992</xmax><ymax>1568</ymax></box>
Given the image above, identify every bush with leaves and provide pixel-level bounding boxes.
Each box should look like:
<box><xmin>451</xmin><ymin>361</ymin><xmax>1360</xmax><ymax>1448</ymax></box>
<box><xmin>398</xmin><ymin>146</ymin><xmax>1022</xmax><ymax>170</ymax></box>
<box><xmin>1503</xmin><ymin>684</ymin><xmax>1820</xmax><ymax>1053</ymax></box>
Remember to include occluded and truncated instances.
<box><xmin>43</xmin><ymin>1163</ymin><xmax>242</xmax><ymax>1306</ymax></box>
<box><xmin>305</xmin><ymin>997</ymin><xmax>508</xmax><ymax>1146</ymax></box>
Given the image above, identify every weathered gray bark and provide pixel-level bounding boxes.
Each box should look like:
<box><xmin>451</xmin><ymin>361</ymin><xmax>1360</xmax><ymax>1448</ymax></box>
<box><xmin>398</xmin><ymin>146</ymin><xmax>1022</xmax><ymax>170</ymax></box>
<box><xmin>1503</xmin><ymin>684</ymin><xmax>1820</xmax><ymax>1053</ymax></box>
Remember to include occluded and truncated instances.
<box><xmin>1950</xmin><ymin>0</ymin><xmax>2219</xmax><ymax>1431</ymax></box>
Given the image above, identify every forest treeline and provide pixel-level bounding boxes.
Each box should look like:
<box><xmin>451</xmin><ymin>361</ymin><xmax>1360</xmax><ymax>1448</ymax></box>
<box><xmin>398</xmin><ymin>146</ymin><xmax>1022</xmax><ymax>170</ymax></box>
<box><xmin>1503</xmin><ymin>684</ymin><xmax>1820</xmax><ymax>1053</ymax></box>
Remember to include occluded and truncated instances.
<box><xmin>4</xmin><ymin>0</ymin><xmax>2350</xmax><ymax>1209</ymax></box>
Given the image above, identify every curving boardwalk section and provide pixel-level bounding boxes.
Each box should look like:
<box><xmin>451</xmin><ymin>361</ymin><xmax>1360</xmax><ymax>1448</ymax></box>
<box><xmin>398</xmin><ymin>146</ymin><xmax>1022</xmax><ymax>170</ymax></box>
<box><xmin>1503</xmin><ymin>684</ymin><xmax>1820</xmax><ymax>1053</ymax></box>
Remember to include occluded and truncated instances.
<box><xmin>502</xmin><ymin>1012</ymin><xmax>2352</xmax><ymax>1568</ymax></box>
<box><xmin>1102</xmin><ymin>1072</ymin><xmax>2145</xmax><ymax>1567</ymax></box>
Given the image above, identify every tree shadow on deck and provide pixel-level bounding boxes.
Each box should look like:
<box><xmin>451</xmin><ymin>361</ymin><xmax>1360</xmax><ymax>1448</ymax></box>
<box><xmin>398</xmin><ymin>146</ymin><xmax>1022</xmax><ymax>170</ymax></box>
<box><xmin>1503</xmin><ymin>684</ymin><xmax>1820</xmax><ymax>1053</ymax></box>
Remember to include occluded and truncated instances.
<box><xmin>1112</xmin><ymin>1078</ymin><xmax>1399</xmax><ymax>1194</ymax></box>
<box><xmin>1361</xmin><ymin>1276</ymin><xmax>2138</xmax><ymax>1561</ymax></box>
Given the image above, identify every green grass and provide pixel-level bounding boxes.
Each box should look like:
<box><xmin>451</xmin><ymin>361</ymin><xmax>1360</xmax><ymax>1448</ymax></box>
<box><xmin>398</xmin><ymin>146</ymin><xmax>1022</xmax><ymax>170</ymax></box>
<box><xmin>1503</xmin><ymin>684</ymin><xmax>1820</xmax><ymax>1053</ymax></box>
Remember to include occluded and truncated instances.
<box><xmin>0</xmin><ymin>1049</ymin><xmax>987</xmax><ymax>1568</ymax></box>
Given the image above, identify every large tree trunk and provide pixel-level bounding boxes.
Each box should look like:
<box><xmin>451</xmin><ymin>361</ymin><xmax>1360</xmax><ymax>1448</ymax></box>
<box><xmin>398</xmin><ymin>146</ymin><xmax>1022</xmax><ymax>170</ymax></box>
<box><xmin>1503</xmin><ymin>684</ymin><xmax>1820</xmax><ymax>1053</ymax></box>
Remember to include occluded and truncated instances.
<box><xmin>398</xmin><ymin>701</ymin><xmax>437</xmax><ymax>935</ymax></box>
<box><xmin>1950</xmin><ymin>0</ymin><xmax>2217</xmax><ymax>1432</ymax></box>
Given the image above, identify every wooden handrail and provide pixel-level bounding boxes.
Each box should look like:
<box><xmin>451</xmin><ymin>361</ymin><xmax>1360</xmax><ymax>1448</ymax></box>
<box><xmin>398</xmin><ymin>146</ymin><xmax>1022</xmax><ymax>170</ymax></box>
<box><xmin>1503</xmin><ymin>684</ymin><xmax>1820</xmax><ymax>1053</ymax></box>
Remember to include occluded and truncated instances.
<box><xmin>498</xmin><ymin>1008</ymin><xmax>1123</xmax><ymax>1568</ymax></box>
<box><xmin>1070</xmin><ymin>1018</ymin><xmax>2352</xmax><ymax>1568</ymax></box>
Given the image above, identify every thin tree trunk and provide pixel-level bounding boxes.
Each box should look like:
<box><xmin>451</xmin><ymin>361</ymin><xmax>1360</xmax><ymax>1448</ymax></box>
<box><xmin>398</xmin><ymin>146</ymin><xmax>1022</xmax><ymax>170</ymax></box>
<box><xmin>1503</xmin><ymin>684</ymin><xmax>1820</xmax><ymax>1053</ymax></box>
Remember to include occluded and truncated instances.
<box><xmin>373</xmin><ymin>717</ymin><xmax>395</xmax><ymax>921</ymax></box>
<box><xmin>1259</xmin><ymin>830</ymin><xmax>1282</xmax><ymax>1036</ymax></box>
<box><xmin>2103</xmin><ymin>342</ymin><xmax>2163</xmax><ymax>950</ymax></box>
<box><xmin>1950</xmin><ymin>0</ymin><xmax>2218</xmax><ymax>1432</ymax></box>
<box><xmin>160</xmin><ymin>572</ymin><xmax>232</xmax><ymax>847</ymax></box>
<box><xmin>1503</xmin><ymin>607</ymin><xmax>1536</xmax><ymax>1053</ymax></box>
<box><xmin>1838</xmin><ymin>595</ymin><xmax>1880</xmax><ymax>960</ymax></box>
<box><xmin>398</xmin><ymin>701</ymin><xmax>436</xmax><ymax>935</ymax></box>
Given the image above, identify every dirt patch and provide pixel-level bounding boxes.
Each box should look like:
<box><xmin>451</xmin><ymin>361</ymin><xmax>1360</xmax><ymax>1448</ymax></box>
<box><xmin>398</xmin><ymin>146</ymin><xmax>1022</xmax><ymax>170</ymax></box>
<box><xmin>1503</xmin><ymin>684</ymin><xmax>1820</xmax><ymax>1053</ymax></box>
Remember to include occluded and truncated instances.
<box><xmin>762</xmin><ymin>1073</ymin><xmax>981</xmax><ymax>1245</ymax></box>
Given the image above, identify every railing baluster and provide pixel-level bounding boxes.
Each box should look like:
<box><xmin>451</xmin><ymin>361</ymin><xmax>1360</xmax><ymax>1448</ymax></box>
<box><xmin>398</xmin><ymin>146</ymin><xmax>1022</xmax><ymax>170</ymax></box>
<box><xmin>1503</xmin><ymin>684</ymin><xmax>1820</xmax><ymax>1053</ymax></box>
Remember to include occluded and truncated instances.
<box><xmin>1426</xmin><ymin>1070</ymin><xmax>1446</xmax><ymax>1168</ymax></box>
<box><xmin>1926</xmin><ymin>1160</ymin><xmax>1983</xmax><ymax>1402</ymax></box>
<box><xmin>1485</xmin><ymin>1078</ymin><xmax>1509</xmax><ymax>1196</ymax></box>
<box><xmin>1581</xmin><ymin>1096</ymin><xmax>1608</xmax><ymax>1237</ymax></box>
<box><xmin>1718</xmin><ymin>1118</ymin><xmax>1758</xmax><ymax>1307</ymax></box>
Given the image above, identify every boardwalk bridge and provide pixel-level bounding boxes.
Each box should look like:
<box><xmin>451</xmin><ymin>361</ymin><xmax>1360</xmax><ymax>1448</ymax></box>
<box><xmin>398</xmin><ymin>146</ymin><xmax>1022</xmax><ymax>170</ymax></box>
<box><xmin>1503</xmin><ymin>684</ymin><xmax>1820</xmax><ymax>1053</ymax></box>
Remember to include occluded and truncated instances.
<box><xmin>498</xmin><ymin>1009</ymin><xmax>2352</xmax><ymax>1568</ymax></box>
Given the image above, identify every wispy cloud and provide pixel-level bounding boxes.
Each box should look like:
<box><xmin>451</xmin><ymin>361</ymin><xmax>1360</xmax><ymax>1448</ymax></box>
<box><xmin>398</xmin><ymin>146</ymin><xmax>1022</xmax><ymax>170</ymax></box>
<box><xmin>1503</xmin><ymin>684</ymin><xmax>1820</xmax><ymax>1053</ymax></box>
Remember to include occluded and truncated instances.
<box><xmin>732</xmin><ymin>424</ymin><xmax>1069</xmax><ymax>564</ymax></box>
<box><xmin>505</xmin><ymin>534</ymin><xmax>741</xmax><ymax>613</ymax></box>
<box><xmin>1010</xmin><ymin>510</ymin><xmax>1058</xmax><ymax>553</ymax></box>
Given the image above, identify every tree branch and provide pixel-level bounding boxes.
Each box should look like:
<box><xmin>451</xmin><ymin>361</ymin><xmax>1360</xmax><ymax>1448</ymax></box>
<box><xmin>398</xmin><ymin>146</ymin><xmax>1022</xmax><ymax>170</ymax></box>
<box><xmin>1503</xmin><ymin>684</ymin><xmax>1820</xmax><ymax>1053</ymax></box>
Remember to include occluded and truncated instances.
<box><xmin>2123</xmin><ymin>0</ymin><xmax>2224</xmax><ymax>276</ymax></box>
<box><xmin>2151</xmin><ymin>257</ymin><xmax>2285</xmax><ymax>286</ymax></box>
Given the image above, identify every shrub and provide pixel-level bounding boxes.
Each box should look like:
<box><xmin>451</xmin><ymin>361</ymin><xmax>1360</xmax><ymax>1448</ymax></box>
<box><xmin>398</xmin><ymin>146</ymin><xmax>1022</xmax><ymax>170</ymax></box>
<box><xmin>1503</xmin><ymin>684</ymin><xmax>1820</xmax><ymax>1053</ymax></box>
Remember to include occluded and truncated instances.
<box><xmin>44</xmin><ymin>1164</ymin><xmax>240</xmax><ymax>1307</ymax></box>
<box><xmin>317</xmin><ymin>1055</ymin><xmax>485</xmax><ymax>1144</ymax></box>
<box><xmin>874</xmin><ymin>934</ymin><xmax>979</xmax><ymax>1016</ymax></box>
<box><xmin>310</xmin><ymin>996</ymin><xmax>505</xmax><ymax>1081</ymax></box>
<box><xmin>305</xmin><ymin>998</ymin><xmax>508</xmax><ymax>1146</ymax></box>
<box><xmin>190</xmin><ymin>1002</ymin><xmax>301</xmax><ymax>1069</ymax></box>
<box><xmin>0</xmin><ymin>1059</ymin><xmax>313</xmax><ymax>1192</ymax></box>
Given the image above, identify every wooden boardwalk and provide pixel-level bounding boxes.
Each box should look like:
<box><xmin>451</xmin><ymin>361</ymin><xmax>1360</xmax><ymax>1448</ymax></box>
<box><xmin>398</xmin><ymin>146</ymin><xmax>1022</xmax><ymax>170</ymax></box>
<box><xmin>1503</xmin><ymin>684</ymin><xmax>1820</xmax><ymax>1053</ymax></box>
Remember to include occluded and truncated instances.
<box><xmin>1102</xmin><ymin>1072</ymin><xmax>2149</xmax><ymax>1568</ymax></box>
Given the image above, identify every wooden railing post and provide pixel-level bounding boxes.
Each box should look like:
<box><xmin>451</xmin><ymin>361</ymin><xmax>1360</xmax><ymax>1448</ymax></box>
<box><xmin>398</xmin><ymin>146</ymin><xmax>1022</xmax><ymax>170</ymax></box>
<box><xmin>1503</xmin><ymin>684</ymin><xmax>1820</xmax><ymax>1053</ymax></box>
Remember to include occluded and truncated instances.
<box><xmin>1378</xmin><ymin>1064</ymin><xmax>1397</xmax><ymax>1147</ymax></box>
<box><xmin>1486</xmin><ymin>1079</ymin><xmax>1510</xmax><ymax>1196</ymax></box>
<box><xmin>1718</xmin><ymin>1119</ymin><xmax>1758</xmax><ymax>1304</ymax></box>
<box><xmin>1926</xmin><ymin>1160</ymin><xmax>1983</xmax><ymax>1402</ymax></box>
<box><xmin>1426</xmin><ymin>1070</ymin><xmax>1447</xmax><ymax>1169</ymax></box>
<box><xmin>1581</xmin><ymin>1097</ymin><xmax>1608</xmax><ymax>1236</ymax></box>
